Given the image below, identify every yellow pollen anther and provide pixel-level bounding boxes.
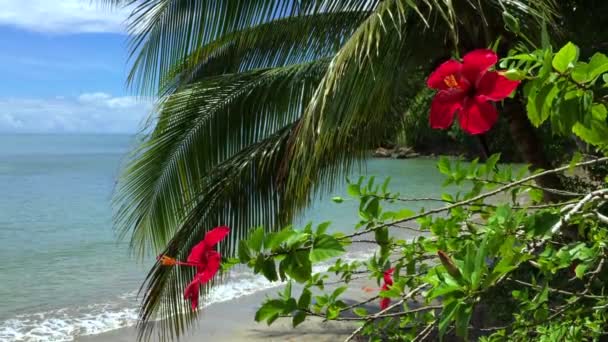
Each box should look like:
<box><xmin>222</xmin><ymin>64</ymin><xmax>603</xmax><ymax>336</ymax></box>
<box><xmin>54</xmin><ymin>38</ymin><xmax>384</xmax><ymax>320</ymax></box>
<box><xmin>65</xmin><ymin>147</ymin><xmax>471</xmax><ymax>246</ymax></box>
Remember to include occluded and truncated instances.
<box><xmin>159</xmin><ymin>255</ymin><xmax>177</xmax><ymax>266</ymax></box>
<box><xmin>443</xmin><ymin>75</ymin><xmax>459</xmax><ymax>88</ymax></box>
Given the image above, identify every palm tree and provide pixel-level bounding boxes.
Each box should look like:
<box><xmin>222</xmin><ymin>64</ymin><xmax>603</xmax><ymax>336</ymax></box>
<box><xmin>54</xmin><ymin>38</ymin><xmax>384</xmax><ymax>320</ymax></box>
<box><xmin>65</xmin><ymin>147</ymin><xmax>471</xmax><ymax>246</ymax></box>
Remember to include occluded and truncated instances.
<box><xmin>104</xmin><ymin>0</ymin><xmax>562</xmax><ymax>340</ymax></box>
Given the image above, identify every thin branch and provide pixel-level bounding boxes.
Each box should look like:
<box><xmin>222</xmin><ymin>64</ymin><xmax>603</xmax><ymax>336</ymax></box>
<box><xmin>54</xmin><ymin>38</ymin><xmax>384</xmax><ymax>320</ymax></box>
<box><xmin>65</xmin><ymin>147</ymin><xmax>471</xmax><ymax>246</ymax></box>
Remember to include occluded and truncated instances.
<box><xmin>550</xmin><ymin>189</ymin><xmax>608</xmax><ymax>234</ymax></box>
<box><xmin>413</xmin><ymin>320</ymin><xmax>437</xmax><ymax>342</ymax></box>
<box><xmin>344</xmin><ymin>284</ymin><xmax>428</xmax><ymax>342</ymax></box>
<box><xmin>350</xmin><ymin>157</ymin><xmax>608</xmax><ymax>239</ymax></box>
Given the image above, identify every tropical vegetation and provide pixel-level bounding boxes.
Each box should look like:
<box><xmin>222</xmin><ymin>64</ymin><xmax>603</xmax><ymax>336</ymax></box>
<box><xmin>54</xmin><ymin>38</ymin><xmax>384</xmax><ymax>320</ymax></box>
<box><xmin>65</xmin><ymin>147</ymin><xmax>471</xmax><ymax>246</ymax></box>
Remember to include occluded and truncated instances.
<box><xmin>102</xmin><ymin>0</ymin><xmax>608</xmax><ymax>340</ymax></box>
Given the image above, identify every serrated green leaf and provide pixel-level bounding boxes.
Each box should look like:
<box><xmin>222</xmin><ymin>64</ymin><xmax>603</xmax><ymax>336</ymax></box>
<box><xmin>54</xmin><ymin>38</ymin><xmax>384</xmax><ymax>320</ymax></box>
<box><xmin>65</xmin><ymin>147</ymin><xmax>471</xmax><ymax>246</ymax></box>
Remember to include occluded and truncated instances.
<box><xmin>552</xmin><ymin>42</ymin><xmax>579</xmax><ymax>73</ymax></box>
<box><xmin>573</xmin><ymin>119</ymin><xmax>608</xmax><ymax>146</ymax></box>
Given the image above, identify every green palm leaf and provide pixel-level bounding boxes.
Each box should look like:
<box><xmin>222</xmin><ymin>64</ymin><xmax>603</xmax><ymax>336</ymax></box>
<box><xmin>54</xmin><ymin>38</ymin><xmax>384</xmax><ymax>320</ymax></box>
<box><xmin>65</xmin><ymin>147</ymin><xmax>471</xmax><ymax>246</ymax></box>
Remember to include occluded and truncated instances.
<box><xmin>114</xmin><ymin>60</ymin><xmax>328</xmax><ymax>256</ymax></box>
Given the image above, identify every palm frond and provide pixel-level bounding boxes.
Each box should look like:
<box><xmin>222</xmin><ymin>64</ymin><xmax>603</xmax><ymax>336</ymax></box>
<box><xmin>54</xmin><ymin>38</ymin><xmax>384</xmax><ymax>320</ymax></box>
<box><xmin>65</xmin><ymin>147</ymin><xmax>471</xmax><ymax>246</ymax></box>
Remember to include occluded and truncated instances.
<box><xmin>101</xmin><ymin>0</ymin><xmax>381</xmax><ymax>94</ymax></box>
<box><xmin>159</xmin><ymin>11</ymin><xmax>370</xmax><ymax>96</ymax></box>
<box><xmin>136</xmin><ymin>124</ymin><xmax>295</xmax><ymax>341</ymax></box>
<box><xmin>114</xmin><ymin>60</ymin><xmax>328</xmax><ymax>256</ymax></box>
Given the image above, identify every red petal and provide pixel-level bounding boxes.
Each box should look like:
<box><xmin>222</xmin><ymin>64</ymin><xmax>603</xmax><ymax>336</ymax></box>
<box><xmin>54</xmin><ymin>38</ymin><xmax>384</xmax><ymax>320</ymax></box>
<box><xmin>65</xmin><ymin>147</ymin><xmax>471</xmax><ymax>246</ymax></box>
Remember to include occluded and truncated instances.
<box><xmin>427</xmin><ymin>60</ymin><xmax>462</xmax><ymax>90</ymax></box>
<box><xmin>187</xmin><ymin>240</ymin><xmax>208</xmax><ymax>264</ymax></box>
<box><xmin>429</xmin><ymin>93</ymin><xmax>463</xmax><ymax>130</ymax></box>
<box><xmin>457</xmin><ymin>99</ymin><xmax>498</xmax><ymax>135</ymax></box>
<box><xmin>186</xmin><ymin>226</ymin><xmax>229</xmax><ymax>264</ymax></box>
<box><xmin>195</xmin><ymin>251</ymin><xmax>221</xmax><ymax>284</ymax></box>
<box><xmin>184</xmin><ymin>279</ymin><xmax>200</xmax><ymax>311</ymax></box>
<box><xmin>476</xmin><ymin>71</ymin><xmax>520</xmax><ymax>101</ymax></box>
<box><xmin>380</xmin><ymin>297</ymin><xmax>391</xmax><ymax>310</ymax></box>
<box><xmin>462</xmin><ymin>49</ymin><xmax>498</xmax><ymax>84</ymax></box>
<box><xmin>383</xmin><ymin>268</ymin><xmax>395</xmax><ymax>285</ymax></box>
<box><xmin>204</xmin><ymin>226</ymin><xmax>230</xmax><ymax>247</ymax></box>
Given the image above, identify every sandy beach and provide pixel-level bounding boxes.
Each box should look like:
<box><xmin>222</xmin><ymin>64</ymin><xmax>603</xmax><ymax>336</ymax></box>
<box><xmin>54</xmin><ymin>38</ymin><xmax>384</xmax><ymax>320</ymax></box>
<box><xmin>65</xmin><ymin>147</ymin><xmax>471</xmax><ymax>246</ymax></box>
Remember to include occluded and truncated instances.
<box><xmin>76</xmin><ymin>279</ymin><xmax>377</xmax><ymax>342</ymax></box>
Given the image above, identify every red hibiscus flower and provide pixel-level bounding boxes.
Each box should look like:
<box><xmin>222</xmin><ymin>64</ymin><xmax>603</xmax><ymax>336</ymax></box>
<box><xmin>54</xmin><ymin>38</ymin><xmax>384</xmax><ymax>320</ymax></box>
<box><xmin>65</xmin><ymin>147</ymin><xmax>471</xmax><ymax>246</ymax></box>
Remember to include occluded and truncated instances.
<box><xmin>379</xmin><ymin>268</ymin><xmax>395</xmax><ymax>310</ymax></box>
<box><xmin>426</xmin><ymin>49</ymin><xmax>520</xmax><ymax>135</ymax></box>
<box><xmin>158</xmin><ymin>226</ymin><xmax>230</xmax><ymax>310</ymax></box>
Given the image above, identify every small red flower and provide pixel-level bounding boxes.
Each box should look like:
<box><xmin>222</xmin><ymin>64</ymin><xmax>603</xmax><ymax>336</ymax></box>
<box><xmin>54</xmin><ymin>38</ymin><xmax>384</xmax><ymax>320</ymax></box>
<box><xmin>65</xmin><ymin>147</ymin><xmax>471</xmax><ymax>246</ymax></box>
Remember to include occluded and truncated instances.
<box><xmin>426</xmin><ymin>49</ymin><xmax>520</xmax><ymax>135</ymax></box>
<box><xmin>158</xmin><ymin>226</ymin><xmax>230</xmax><ymax>311</ymax></box>
<box><xmin>379</xmin><ymin>268</ymin><xmax>395</xmax><ymax>310</ymax></box>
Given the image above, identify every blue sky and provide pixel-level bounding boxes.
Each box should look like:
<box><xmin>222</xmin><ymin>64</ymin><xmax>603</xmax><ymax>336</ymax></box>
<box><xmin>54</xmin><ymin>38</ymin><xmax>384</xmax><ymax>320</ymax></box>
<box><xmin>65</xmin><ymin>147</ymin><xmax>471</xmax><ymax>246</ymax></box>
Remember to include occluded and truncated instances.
<box><xmin>0</xmin><ymin>0</ymin><xmax>152</xmax><ymax>133</ymax></box>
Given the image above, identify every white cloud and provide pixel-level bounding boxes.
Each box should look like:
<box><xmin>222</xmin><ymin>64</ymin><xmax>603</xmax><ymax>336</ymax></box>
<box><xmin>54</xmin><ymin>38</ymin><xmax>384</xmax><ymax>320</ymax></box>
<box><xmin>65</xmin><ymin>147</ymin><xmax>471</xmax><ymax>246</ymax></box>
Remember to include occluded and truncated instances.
<box><xmin>0</xmin><ymin>0</ymin><xmax>131</xmax><ymax>34</ymax></box>
<box><xmin>0</xmin><ymin>93</ymin><xmax>154</xmax><ymax>133</ymax></box>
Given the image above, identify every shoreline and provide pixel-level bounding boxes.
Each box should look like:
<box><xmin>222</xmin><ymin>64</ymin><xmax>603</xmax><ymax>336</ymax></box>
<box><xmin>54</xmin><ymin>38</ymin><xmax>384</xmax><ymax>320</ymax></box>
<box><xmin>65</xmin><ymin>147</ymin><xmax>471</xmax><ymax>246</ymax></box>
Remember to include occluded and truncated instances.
<box><xmin>76</xmin><ymin>276</ymin><xmax>379</xmax><ymax>342</ymax></box>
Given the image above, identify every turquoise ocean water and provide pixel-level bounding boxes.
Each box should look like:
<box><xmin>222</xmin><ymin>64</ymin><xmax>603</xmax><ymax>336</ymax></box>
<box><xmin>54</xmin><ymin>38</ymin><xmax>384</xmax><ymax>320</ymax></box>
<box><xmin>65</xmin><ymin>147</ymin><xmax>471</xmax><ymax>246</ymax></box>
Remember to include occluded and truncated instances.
<box><xmin>0</xmin><ymin>134</ymin><xmax>446</xmax><ymax>341</ymax></box>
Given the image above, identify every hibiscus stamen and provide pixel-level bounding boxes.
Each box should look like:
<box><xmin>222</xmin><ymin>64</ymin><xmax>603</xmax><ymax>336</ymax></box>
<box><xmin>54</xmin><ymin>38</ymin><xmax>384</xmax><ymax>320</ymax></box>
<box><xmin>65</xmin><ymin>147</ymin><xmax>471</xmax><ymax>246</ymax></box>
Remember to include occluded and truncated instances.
<box><xmin>158</xmin><ymin>255</ymin><xmax>201</xmax><ymax>267</ymax></box>
<box><xmin>443</xmin><ymin>74</ymin><xmax>459</xmax><ymax>88</ymax></box>
<box><xmin>158</xmin><ymin>255</ymin><xmax>177</xmax><ymax>266</ymax></box>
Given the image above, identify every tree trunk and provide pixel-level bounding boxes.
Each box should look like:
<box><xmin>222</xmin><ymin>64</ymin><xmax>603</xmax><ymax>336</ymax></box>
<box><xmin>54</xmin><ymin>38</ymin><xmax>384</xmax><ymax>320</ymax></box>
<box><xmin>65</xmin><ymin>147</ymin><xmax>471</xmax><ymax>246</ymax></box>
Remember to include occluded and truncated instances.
<box><xmin>504</xmin><ymin>100</ymin><xmax>562</xmax><ymax>202</ymax></box>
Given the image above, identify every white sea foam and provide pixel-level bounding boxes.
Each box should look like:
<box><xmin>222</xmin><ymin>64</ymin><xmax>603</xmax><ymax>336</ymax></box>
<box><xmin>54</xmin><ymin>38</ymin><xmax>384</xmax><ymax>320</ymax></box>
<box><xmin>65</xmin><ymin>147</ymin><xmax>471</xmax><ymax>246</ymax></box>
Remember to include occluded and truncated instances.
<box><xmin>0</xmin><ymin>250</ymin><xmax>374</xmax><ymax>342</ymax></box>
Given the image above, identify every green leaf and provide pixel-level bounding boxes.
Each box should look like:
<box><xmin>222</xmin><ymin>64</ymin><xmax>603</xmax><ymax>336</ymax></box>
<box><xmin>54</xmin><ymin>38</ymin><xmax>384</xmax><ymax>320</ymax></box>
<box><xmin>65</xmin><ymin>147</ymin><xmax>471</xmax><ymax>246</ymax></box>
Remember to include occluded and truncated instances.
<box><xmin>310</xmin><ymin>235</ymin><xmax>345</xmax><ymax>263</ymax></box>
<box><xmin>292</xmin><ymin>310</ymin><xmax>306</xmax><ymax>327</ymax></box>
<box><xmin>331</xmin><ymin>286</ymin><xmax>348</xmax><ymax>301</ymax></box>
<box><xmin>347</xmin><ymin>183</ymin><xmax>361</xmax><ymax>197</ymax></box>
<box><xmin>592</xmin><ymin>104</ymin><xmax>607</xmax><ymax>121</ymax></box>
<box><xmin>575</xmin><ymin>263</ymin><xmax>588</xmax><ymax>279</ymax></box>
<box><xmin>573</xmin><ymin>119</ymin><xmax>608</xmax><ymax>146</ymax></box>
<box><xmin>530</xmin><ymin>82</ymin><xmax>559</xmax><ymax>127</ymax></box>
<box><xmin>238</xmin><ymin>240</ymin><xmax>252</xmax><ymax>263</ymax></box>
<box><xmin>552</xmin><ymin>42</ymin><xmax>579</xmax><ymax>73</ymax></box>
<box><xmin>439</xmin><ymin>300</ymin><xmax>460</xmax><ymax>337</ymax></box>
<box><xmin>571</xmin><ymin>62</ymin><xmax>589</xmax><ymax>83</ymax></box>
<box><xmin>316</xmin><ymin>221</ymin><xmax>332</xmax><ymax>236</ymax></box>
<box><xmin>502</xmin><ymin>11</ymin><xmax>520</xmax><ymax>33</ymax></box>
<box><xmin>438</xmin><ymin>157</ymin><xmax>451</xmax><ymax>175</ymax></box>
<box><xmin>262</xmin><ymin>258</ymin><xmax>278</xmax><ymax>281</ymax></box>
<box><xmin>331</xmin><ymin>196</ymin><xmax>344</xmax><ymax>203</ymax></box>
<box><xmin>394</xmin><ymin>208</ymin><xmax>415</xmax><ymax>220</ymax></box>
<box><xmin>249</xmin><ymin>226</ymin><xmax>265</xmax><ymax>252</ymax></box>
<box><xmin>281</xmin><ymin>251</ymin><xmax>312</xmax><ymax>283</ymax></box>
<box><xmin>298</xmin><ymin>288</ymin><xmax>312</xmax><ymax>309</ymax></box>
<box><xmin>381</xmin><ymin>177</ymin><xmax>391</xmax><ymax>194</ymax></box>
<box><xmin>353</xmin><ymin>307</ymin><xmax>368</xmax><ymax>317</ymax></box>
<box><xmin>568</xmin><ymin>152</ymin><xmax>583</xmax><ymax>175</ymax></box>
<box><xmin>588</xmin><ymin>53</ymin><xmax>608</xmax><ymax>80</ymax></box>
<box><xmin>255</xmin><ymin>299</ymin><xmax>286</xmax><ymax>323</ymax></box>
<box><xmin>360</xmin><ymin>197</ymin><xmax>381</xmax><ymax>219</ymax></box>
<box><xmin>265</xmin><ymin>228</ymin><xmax>296</xmax><ymax>250</ymax></box>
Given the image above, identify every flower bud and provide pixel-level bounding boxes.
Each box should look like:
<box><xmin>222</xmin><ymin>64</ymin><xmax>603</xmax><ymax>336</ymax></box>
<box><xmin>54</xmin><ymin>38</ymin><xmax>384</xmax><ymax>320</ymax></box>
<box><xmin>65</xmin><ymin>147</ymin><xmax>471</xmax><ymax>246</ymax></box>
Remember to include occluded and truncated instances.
<box><xmin>437</xmin><ymin>250</ymin><xmax>461</xmax><ymax>279</ymax></box>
